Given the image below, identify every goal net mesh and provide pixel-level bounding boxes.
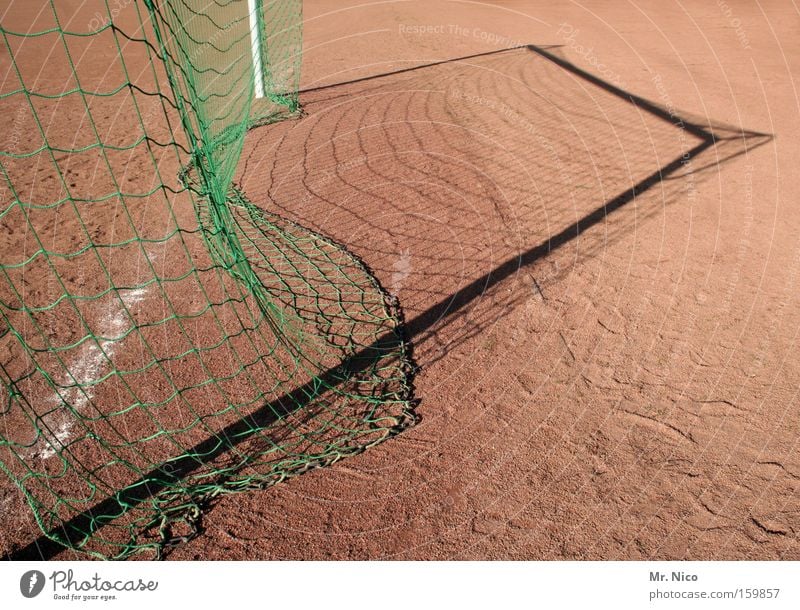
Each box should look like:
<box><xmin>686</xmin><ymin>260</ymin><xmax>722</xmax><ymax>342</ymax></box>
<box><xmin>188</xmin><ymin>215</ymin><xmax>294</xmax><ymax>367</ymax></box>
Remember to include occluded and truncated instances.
<box><xmin>0</xmin><ymin>0</ymin><xmax>415</xmax><ymax>559</ymax></box>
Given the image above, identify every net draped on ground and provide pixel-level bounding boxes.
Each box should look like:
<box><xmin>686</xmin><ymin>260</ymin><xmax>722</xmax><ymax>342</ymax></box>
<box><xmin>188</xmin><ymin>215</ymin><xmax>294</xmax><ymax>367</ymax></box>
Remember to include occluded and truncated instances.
<box><xmin>0</xmin><ymin>0</ymin><xmax>415</xmax><ymax>559</ymax></box>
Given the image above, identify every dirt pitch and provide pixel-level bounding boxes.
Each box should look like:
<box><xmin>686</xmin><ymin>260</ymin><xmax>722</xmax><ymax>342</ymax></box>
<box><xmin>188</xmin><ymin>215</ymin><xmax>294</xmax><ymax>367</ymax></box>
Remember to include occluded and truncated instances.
<box><xmin>2</xmin><ymin>0</ymin><xmax>800</xmax><ymax>560</ymax></box>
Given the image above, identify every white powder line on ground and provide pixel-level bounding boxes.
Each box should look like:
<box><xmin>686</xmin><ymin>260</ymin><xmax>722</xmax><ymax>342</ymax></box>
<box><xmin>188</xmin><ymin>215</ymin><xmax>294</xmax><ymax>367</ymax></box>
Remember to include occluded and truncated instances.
<box><xmin>390</xmin><ymin>248</ymin><xmax>412</xmax><ymax>297</ymax></box>
<box><xmin>37</xmin><ymin>285</ymin><xmax>150</xmax><ymax>459</ymax></box>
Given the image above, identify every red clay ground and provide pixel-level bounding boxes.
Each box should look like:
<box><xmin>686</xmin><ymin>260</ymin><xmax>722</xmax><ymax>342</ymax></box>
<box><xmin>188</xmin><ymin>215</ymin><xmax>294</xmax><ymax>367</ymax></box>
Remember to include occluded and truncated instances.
<box><xmin>3</xmin><ymin>0</ymin><xmax>800</xmax><ymax>559</ymax></box>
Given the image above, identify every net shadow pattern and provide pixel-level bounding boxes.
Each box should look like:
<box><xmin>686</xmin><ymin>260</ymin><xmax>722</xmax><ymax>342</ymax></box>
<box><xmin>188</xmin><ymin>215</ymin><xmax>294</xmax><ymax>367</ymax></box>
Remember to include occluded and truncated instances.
<box><xmin>242</xmin><ymin>45</ymin><xmax>770</xmax><ymax>370</ymax></box>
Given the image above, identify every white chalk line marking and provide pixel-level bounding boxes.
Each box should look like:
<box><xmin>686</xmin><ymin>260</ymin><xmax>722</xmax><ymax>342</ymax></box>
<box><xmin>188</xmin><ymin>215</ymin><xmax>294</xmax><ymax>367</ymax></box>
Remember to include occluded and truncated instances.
<box><xmin>37</xmin><ymin>283</ymin><xmax>151</xmax><ymax>459</ymax></box>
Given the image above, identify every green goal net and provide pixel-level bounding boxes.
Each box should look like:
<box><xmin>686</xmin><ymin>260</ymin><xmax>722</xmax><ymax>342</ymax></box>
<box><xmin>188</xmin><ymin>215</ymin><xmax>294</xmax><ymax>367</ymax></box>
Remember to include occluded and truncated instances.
<box><xmin>0</xmin><ymin>0</ymin><xmax>415</xmax><ymax>559</ymax></box>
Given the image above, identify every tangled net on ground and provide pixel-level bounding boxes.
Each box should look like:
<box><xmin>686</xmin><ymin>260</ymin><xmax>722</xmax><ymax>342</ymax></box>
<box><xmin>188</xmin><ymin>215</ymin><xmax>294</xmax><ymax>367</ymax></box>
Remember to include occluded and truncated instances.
<box><xmin>0</xmin><ymin>0</ymin><xmax>415</xmax><ymax>559</ymax></box>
